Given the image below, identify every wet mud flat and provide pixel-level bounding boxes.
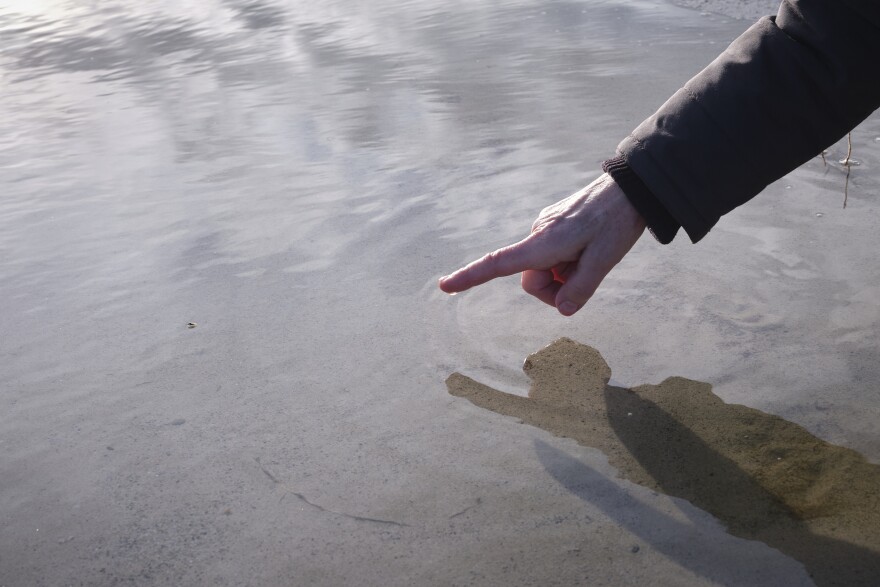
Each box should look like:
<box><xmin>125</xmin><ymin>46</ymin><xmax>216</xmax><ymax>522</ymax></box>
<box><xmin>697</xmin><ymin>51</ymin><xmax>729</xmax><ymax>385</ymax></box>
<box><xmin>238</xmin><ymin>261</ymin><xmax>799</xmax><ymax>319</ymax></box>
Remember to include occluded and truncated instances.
<box><xmin>448</xmin><ymin>338</ymin><xmax>880</xmax><ymax>587</ymax></box>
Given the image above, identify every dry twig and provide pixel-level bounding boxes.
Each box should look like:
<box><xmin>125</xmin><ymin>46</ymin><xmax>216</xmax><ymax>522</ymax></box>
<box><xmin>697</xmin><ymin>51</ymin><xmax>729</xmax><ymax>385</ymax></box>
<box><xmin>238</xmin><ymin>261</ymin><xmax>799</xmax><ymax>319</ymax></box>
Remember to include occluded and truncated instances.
<box><xmin>843</xmin><ymin>132</ymin><xmax>853</xmax><ymax>208</ymax></box>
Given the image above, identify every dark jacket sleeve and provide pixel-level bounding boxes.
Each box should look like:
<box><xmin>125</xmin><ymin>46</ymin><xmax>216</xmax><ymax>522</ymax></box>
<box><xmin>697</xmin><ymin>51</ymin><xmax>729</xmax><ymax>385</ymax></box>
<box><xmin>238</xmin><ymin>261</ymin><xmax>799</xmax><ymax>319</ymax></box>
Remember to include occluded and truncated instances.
<box><xmin>616</xmin><ymin>0</ymin><xmax>880</xmax><ymax>243</ymax></box>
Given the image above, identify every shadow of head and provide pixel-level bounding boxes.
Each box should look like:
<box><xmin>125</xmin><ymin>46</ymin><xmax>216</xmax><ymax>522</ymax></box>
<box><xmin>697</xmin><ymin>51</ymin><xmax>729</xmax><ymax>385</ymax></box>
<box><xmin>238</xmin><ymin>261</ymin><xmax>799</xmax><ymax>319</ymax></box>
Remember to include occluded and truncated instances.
<box><xmin>523</xmin><ymin>337</ymin><xmax>610</xmax><ymax>412</ymax></box>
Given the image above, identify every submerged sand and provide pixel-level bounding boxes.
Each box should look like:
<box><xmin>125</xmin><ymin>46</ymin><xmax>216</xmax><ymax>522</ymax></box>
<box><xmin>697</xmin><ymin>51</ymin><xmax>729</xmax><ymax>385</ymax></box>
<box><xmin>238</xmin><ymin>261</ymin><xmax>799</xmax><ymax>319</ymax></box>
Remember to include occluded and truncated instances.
<box><xmin>449</xmin><ymin>339</ymin><xmax>880</xmax><ymax>587</ymax></box>
<box><xmin>2</xmin><ymin>0</ymin><xmax>879</xmax><ymax>585</ymax></box>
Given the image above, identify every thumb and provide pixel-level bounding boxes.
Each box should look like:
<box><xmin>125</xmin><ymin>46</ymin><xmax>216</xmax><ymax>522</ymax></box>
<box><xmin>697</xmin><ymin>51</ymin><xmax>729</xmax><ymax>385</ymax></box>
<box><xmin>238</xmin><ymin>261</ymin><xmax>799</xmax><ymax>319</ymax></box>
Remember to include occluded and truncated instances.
<box><xmin>553</xmin><ymin>252</ymin><xmax>610</xmax><ymax>316</ymax></box>
<box><xmin>439</xmin><ymin>235</ymin><xmax>545</xmax><ymax>294</ymax></box>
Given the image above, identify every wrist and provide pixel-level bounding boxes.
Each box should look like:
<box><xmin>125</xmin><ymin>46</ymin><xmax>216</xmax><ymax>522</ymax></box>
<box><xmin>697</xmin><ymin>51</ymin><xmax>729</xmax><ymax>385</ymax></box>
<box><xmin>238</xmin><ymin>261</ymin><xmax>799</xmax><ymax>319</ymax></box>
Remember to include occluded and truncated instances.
<box><xmin>602</xmin><ymin>157</ymin><xmax>679</xmax><ymax>244</ymax></box>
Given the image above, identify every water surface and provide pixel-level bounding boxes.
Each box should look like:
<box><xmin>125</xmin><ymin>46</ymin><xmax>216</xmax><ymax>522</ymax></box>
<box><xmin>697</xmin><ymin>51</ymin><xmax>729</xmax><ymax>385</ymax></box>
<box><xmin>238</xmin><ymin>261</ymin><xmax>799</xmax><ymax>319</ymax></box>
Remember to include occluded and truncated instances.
<box><xmin>2</xmin><ymin>1</ymin><xmax>879</xmax><ymax>585</ymax></box>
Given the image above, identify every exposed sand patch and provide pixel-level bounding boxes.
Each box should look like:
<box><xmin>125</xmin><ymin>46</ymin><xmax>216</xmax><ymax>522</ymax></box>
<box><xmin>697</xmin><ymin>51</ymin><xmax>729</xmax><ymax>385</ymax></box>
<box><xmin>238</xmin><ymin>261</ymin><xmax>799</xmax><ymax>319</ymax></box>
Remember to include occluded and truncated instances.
<box><xmin>448</xmin><ymin>338</ymin><xmax>880</xmax><ymax>587</ymax></box>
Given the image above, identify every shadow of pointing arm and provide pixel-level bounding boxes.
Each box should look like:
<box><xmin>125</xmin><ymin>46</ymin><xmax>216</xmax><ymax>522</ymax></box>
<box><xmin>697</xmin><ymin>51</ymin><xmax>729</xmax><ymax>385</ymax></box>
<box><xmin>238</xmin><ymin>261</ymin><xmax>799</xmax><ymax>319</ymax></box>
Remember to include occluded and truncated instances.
<box><xmin>447</xmin><ymin>372</ymin><xmax>533</xmax><ymax>416</ymax></box>
<box><xmin>446</xmin><ymin>372</ymin><xmax>581</xmax><ymax>432</ymax></box>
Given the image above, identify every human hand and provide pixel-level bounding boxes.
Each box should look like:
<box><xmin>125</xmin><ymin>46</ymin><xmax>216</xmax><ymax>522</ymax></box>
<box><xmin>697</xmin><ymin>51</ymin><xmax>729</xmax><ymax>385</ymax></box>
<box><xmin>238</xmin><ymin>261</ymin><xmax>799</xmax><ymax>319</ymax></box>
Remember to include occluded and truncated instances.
<box><xmin>438</xmin><ymin>173</ymin><xmax>646</xmax><ymax>316</ymax></box>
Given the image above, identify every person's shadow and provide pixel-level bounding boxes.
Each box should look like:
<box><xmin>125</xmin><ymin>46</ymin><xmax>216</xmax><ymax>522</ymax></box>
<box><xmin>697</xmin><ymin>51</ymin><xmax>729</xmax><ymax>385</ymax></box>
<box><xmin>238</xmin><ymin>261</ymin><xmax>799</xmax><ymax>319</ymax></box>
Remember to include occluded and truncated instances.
<box><xmin>447</xmin><ymin>338</ymin><xmax>880</xmax><ymax>586</ymax></box>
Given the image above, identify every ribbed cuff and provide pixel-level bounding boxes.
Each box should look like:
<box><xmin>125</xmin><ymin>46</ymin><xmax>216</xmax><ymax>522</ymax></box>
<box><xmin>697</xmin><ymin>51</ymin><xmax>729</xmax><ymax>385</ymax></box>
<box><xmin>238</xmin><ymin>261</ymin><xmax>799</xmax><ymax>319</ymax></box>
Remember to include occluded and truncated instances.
<box><xmin>602</xmin><ymin>156</ymin><xmax>680</xmax><ymax>244</ymax></box>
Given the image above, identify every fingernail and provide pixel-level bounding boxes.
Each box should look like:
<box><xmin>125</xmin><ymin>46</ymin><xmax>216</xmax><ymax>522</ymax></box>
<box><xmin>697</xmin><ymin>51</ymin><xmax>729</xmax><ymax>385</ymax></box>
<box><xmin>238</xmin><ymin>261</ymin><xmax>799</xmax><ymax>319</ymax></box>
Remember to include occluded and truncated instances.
<box><xmin>558</xmin><ymin>301</ymin><xmax>577</xmax><ymax>315</ymax></box>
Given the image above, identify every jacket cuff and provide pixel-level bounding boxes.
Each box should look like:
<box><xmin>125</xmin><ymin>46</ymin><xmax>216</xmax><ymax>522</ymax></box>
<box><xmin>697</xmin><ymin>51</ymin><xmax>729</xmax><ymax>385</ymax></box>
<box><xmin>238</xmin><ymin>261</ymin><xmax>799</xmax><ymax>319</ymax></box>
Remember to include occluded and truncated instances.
<box><xmin>602</xmin><ymin>156</ymin><xmax>680</xmax><ymax>244</ymax></box>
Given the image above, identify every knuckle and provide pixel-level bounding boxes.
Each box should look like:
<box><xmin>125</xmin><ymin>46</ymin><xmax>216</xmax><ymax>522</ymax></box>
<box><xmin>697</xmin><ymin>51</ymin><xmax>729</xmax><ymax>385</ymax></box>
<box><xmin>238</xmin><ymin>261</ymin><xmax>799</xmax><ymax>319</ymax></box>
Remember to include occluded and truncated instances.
<box><xmin>531</xmin><ymin>216</ymin><xmax>547</xmax><ymax>233</ymax></box>
<box><xmin>563</xmin><ymin>281</ymin><xmax>594</xmax><ymax>303</ymax></box>
<box><xmin>482</xmin><ymin>249</ymin><xmax>501</xmax><ymax>267</ymax></box>
<box><xmin>521</xmin><ymin>280</ymin><xmax>539</xmax><ymax>295</ymax></box>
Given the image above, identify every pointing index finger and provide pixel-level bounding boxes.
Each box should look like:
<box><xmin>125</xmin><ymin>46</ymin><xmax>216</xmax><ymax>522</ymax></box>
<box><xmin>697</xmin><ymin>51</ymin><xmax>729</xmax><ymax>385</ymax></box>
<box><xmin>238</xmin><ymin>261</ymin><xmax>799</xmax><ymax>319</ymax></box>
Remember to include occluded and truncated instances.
<box><xmin>438</xmin><ymin>237</ymin><xmax>538</xmax><ymax>293</ymax></box>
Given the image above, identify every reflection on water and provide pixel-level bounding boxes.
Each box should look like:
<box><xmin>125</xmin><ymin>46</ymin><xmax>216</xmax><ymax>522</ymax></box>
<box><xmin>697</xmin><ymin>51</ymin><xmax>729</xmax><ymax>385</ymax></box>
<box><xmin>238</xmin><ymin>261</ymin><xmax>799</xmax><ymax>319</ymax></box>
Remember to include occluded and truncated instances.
<box><xmin>449</xmin><ymin>338</ymin><xmax>880</xmax><ymax>586</ymax></box>
<box><xmin>10</xmin><ymin>1</ymin><xmax>867</xmax><ymax>585</ymax></box>
<box><xmin>0</xmin><ymin>0</ymin><xmax>727</xmax><ymax>382</ymax></box>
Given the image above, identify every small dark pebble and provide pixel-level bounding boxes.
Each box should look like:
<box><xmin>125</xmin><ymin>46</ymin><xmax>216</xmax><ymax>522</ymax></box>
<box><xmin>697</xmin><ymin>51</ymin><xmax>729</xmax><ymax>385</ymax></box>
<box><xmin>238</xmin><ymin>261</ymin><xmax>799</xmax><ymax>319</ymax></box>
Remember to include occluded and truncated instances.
<box><xmin>106</xmin><ymin>446</ymin><xmax>114</xmax><ymax>451</ymax></box>
<box><xmin>630</xmin><ymin>545</ymin><xmax>640</xmax><ymax>554</ymax></box>
<box><xmin>170</xmin><ymin>419</ymin><xmax>186</xmax><ymax>426</ymax></box>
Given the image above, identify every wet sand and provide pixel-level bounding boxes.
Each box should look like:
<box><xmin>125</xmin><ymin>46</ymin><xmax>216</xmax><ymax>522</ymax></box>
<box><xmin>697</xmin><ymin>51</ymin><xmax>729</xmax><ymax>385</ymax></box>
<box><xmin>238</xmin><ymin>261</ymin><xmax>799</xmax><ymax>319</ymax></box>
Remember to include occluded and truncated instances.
<box><xmin>1</xmin><ymin>0</ymin><xmax>879</xmax><ymax>585</ymax></box>
<box><xmin>449</xmin><ymin>338</ymin><xmax>880</xmax><ymax>586</ymax></box>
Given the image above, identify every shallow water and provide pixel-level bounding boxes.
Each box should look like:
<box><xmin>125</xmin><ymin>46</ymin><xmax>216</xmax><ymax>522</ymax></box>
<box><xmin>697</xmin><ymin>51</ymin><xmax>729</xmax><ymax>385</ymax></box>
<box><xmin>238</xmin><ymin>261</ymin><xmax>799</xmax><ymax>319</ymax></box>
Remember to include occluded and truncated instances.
<box><xmin>450</xmin><ymin>338</ymin><xmax>880</xmax><ymax>587</ymax></box>
<box><xmin>2</xmin><ymin>1</ymin><xmax>879</xmax><ymax>585</ymax></box>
